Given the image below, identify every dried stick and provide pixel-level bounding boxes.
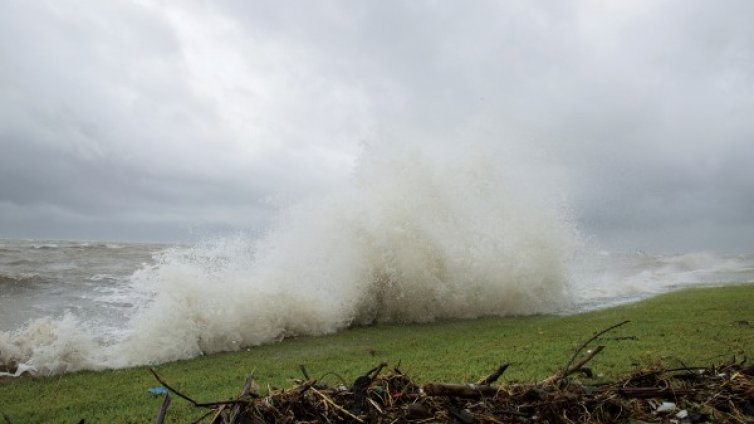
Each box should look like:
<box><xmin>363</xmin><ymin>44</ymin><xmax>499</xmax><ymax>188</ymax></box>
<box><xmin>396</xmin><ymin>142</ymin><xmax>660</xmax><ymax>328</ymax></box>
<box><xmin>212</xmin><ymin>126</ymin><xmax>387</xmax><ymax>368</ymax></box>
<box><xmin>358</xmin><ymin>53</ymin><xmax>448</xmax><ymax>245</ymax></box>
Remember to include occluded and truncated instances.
<box><xmin>564</xmin><ymin>321</ymin><xmax>630</xmax><ymax>373</ymax></box>
<box><xmin>228</xmin><ymin>375</ymin><xmax>256</xmax><ymax>422</ymax></box>
<box><xmin>477</xmin><ymin>363</ymin><xmax>510</xmax><ymax>385</ymax></box>
<box><xmin>370</xmin><ymin>362</ymin><xmax>388</xmax><ymax>378</ymax></box>
<box><xmin>367</xmin><ymin>397</ymin><xmax>384</xmax><ymax>414</ymax></box>
<box><xmin>154</xmin><ymin>392</ymin><xmax>171</xmax><ymax>424</ymax></box>
<box><xmin>190</xmin><ymin>410</ymin><xmax>216</xmax><ymax>424</ymax></box>
<box><xmin>569</xmin><ymin>345</ymin><xmax>604</xmax><ymax>373</ymax></box>
<box><xmin>240</xmin><ymin>375</ymin><xmax>257</xmax><ymax>397</ymax></box>
<box><xmin>543</xmin><ymin>346</ymin><xmax>606</xmax><ymax>385</ymax></box>
<box><xmin>294</xmin><ymin>380</ymin><xmax>318</xmax><ymax>397</ymax></box>
<box><xmin>207</xmin><ymin>405</ymin><xmax>227</xmax><ymax>424</ymax></box>
<box><xmin>299</xmin><ymin>364</ymin><xmax>311</xmax><ymax>380</ymax></box>
<box><xmin>546</xmin><ymin>320</ymin><xmax>630</xmax><ymax>384</ymax></box>
<box><xmin>149</xmin><ymin>368</ymin><xmax>203</xmax><ymax>406</ymax></box>
<box><xmin>149</xmin><ymin>368</ymin><xmax>246</xmax><ymax>408</ymax></box>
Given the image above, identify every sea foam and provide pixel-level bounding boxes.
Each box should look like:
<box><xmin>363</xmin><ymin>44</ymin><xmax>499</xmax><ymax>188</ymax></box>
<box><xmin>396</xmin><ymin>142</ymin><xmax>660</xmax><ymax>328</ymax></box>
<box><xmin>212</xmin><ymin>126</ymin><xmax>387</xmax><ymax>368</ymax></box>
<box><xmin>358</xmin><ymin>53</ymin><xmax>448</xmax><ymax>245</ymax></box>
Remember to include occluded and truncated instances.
<box><xmin>0</xmin><ymin>143</ymin><xmax>577</xmax><ymax>374</ymax></box>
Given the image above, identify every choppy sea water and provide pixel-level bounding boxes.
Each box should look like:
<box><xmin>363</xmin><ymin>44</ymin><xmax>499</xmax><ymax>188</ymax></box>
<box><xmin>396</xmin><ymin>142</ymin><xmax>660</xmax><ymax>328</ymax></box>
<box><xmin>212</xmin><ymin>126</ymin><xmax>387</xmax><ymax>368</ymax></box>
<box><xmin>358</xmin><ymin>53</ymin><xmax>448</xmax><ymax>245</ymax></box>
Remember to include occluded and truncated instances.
<box><xmin>0</xmin><ymin>239</ymin><xmax>166</xmax><ymax>334</ymax></box>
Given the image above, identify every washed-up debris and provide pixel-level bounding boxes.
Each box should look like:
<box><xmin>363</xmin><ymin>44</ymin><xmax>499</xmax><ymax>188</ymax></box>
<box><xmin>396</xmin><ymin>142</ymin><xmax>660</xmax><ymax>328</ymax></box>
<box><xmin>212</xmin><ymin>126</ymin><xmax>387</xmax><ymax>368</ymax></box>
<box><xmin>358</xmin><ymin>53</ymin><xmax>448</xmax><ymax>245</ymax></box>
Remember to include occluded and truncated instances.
<box><xmin>147</xmin><ymin>386</ymin><xmax>168</xmax><ymax>396</ymax></box>
<box><xmin>150</xmin><ymin>321</ymin><xmax>754</xmax><ymax>423</ymax></box>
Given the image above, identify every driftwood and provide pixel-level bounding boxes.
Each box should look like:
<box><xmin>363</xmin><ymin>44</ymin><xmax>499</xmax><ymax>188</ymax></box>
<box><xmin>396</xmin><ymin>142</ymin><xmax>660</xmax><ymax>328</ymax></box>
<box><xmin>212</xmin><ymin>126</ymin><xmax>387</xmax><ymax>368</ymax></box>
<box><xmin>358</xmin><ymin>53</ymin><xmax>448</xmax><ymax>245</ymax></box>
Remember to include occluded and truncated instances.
<box><xmin>148</xmin><ymin>321</ymin><xmax>754</xmax><ymax>423</ymax></box>
<box><xmin>154</xmin><ymin>393</ymin><xmax>170</xmax><ymax>424</ymax></box>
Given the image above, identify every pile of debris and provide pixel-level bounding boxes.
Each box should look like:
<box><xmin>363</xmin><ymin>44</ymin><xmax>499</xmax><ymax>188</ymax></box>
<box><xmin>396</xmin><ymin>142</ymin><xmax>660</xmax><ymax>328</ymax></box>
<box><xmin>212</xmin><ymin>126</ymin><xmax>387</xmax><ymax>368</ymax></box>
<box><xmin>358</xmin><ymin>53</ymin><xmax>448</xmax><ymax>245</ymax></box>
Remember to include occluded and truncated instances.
<box><xmin>150</xmin><ymin>322</ymin><xmax>753</xmax><ymax>423</ymax></box>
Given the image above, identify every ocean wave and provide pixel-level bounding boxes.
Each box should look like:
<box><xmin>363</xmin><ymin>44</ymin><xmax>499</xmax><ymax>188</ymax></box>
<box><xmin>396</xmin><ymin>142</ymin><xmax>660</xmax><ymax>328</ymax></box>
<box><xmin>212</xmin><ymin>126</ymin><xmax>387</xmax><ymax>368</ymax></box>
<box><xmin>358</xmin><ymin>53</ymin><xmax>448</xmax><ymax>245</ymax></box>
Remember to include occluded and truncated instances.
<box><xmin>0</xmin><ymin>143</ymin><xmax>578</xmax><ymax>375</ymax></box>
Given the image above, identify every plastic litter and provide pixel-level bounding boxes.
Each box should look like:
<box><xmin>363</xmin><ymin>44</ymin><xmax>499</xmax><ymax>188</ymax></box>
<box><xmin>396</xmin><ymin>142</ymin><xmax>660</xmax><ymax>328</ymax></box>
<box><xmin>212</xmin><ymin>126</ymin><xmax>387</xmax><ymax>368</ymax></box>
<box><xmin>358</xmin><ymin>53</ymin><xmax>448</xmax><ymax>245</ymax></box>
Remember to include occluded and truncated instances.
<box><xmin>655</xmin><ymin>401</ymin><xmax>676</xmax><ymax>412</ymax></box>
<box><xmin>147</xmin><ymin>386</ymin><xmax>168</xmax><ymax>396</ymax></box>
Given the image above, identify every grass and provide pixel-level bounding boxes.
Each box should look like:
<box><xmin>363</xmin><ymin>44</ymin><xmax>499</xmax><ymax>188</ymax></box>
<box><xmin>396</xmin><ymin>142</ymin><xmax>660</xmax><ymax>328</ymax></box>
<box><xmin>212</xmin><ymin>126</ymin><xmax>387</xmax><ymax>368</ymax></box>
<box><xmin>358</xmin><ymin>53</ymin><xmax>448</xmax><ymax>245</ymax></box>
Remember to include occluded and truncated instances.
<box><xmin>1</xmin><ymin>284</ymin><xmax>753</xmax><ymax>423</ymax></box>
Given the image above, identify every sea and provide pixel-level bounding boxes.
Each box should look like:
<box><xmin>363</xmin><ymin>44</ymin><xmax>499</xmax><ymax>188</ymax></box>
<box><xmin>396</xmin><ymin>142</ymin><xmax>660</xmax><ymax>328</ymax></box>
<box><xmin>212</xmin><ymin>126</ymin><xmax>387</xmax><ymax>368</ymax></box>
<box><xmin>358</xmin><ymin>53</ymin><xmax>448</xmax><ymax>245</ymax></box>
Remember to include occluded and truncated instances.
<box><xmin>1</xmin><ymin>150</ymin><xmax>753</xmax><ymax>376</ymax></box>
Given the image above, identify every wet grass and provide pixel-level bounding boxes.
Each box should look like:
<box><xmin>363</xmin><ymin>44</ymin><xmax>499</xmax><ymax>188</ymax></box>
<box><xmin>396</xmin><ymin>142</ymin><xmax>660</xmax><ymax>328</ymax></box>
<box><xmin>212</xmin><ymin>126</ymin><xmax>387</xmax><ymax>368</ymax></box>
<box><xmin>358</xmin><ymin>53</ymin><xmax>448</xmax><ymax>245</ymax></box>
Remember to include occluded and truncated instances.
<box><xmin>1</xmin><ymin>284</ymin><xmax>752</xmax><ymax>423</ymax></box>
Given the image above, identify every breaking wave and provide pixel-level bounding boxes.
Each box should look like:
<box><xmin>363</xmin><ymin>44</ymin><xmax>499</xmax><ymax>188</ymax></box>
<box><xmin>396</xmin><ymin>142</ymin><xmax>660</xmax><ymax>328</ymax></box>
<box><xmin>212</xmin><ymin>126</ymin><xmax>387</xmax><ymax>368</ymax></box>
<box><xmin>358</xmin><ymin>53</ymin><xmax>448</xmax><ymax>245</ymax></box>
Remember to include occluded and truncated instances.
<box><xmin>0</xmin><ymin>144</ymin><xmax>578</xmax><ymax>374</ymax></box>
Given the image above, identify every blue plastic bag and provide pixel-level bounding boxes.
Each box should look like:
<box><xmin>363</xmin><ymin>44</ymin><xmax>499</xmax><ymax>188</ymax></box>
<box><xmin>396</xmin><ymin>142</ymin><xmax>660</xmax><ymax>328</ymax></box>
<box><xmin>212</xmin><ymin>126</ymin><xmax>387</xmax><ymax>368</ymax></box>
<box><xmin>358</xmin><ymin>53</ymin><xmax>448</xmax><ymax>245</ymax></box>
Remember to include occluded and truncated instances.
<box><xmin>147</xmin><ymin>386</ymin><xmax>168</xmax><ymax>396</ymax></box>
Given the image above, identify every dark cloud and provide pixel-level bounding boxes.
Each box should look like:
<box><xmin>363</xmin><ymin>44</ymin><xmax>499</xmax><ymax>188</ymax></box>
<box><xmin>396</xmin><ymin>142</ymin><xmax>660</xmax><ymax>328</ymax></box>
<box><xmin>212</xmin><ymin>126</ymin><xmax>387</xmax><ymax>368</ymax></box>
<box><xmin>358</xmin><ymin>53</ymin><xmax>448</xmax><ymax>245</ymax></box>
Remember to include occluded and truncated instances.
<box><xmin>1</xmin><ymin>1</ymin><xmax>753</xmax><ymax>251</ymax></box>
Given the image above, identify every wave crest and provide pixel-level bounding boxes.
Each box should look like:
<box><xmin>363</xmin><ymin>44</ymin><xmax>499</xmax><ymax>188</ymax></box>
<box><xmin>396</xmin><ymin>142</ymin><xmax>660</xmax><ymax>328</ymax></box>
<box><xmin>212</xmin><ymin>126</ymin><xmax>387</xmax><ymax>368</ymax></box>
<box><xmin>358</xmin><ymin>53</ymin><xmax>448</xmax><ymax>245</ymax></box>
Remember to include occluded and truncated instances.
<box><xmin>1</xmin><ymin>144</ymin><xmax>577</xmax><ymax>374</ymax></box>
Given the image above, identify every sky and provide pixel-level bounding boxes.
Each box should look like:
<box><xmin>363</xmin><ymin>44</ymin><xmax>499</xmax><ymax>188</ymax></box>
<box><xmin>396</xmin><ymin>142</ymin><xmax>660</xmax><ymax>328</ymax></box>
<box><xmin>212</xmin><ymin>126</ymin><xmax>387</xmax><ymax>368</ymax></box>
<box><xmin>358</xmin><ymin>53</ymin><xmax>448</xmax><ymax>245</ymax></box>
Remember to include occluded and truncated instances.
<box><xmin>1</xmin><ymin>1</ymin><xmax>753</xmax><ymax>252</ymax></box>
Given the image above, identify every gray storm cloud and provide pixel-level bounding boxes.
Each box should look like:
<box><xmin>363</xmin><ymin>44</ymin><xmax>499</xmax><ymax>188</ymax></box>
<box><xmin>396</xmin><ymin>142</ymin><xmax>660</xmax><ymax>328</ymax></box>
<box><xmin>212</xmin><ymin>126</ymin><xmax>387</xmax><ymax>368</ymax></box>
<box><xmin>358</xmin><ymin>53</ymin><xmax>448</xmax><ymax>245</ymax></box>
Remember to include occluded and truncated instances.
<box><xmin>1</xmin><ymin>0</ymin><xmax>753</xmax><ymax>250</ymax></box>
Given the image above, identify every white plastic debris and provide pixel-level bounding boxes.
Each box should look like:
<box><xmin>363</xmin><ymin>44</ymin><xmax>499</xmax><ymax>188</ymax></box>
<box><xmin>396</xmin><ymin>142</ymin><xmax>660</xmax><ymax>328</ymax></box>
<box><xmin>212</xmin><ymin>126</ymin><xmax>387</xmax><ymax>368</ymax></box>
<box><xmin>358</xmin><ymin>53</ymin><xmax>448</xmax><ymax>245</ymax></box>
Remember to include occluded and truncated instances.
<box><xmin>655</xmin><ymin>401</ymin><xmax>677</xmax><ymax>413</ymax></box>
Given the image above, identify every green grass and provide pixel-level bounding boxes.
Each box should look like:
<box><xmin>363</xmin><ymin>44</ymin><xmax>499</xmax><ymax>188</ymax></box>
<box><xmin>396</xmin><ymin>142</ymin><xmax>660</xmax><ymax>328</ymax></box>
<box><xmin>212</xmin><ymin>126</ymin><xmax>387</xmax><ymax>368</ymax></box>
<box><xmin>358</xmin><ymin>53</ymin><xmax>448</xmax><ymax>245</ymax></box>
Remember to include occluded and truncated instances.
<box><xmin>1</xmin><ymin>284</ymin><xmax>753</xmax><ymax>423</ymax></box>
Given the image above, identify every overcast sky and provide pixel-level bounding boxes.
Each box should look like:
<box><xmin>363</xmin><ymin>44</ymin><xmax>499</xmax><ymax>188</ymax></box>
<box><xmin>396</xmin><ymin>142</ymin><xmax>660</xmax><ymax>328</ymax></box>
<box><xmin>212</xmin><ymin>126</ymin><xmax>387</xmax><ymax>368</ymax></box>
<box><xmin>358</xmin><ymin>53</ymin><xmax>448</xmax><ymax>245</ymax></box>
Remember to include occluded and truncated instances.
<box><xmin>1</xmin><ymin>1</ymin><xmax>753</xmax><ymax>252</ymax></box>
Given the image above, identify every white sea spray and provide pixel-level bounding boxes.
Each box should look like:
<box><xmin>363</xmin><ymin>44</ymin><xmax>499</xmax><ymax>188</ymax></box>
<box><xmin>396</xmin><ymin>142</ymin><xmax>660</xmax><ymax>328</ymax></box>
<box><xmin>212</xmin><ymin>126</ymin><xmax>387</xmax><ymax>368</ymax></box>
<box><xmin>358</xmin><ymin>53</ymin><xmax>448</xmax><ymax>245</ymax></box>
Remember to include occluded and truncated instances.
<box><xmin>1</xmin><ymin>143</ymin><xmax>579</xmax><ymax>374</ymax></box>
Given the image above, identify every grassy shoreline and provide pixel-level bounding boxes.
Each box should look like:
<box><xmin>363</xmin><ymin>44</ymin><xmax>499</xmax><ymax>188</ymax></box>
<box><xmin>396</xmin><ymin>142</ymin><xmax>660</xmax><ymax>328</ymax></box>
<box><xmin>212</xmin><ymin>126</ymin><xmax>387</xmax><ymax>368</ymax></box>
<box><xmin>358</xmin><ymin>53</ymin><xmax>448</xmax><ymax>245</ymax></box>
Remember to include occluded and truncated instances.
<box><xmin>2</xmin><ymin>284</ymin><xmax>753</xmax><ymax>422</ymax></box>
